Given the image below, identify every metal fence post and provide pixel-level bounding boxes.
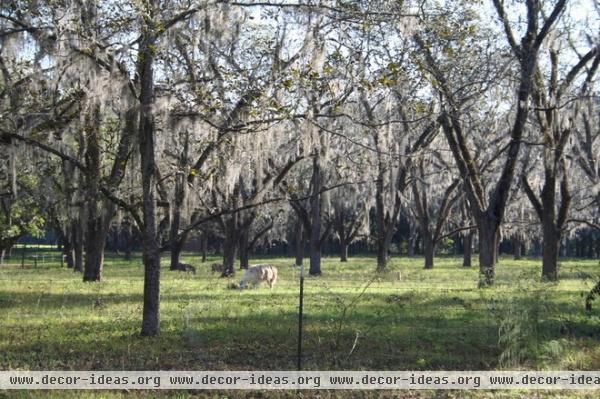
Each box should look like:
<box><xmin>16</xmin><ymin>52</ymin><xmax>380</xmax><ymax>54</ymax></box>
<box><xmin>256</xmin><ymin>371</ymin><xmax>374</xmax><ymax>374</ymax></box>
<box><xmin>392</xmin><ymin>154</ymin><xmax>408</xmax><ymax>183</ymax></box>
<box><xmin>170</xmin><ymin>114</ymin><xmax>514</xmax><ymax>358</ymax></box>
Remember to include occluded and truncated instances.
<box><xmin>21</xmin><ymin>243</ymin><xmax>26</xmax><ymax>268</ymax></box>
<box><xmin>297</xmin><ymin>263</ymin><xmax>304</xmax><ymax>371</ymax></box>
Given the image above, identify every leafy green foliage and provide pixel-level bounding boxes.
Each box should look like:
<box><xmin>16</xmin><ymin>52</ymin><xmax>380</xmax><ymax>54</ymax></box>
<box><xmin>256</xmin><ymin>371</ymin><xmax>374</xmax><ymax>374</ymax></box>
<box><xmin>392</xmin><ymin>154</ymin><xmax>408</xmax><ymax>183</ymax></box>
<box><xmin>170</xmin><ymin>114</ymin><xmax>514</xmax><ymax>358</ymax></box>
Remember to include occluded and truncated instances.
<box><xmin>0</xmin><ymin>197</ymin><xmax>45</xmax><ymax>242</ymax></box>
<box><xmin>0</xmin><ymin>169</ymin><xmax>45</xmax><ymax>248</ymax></box>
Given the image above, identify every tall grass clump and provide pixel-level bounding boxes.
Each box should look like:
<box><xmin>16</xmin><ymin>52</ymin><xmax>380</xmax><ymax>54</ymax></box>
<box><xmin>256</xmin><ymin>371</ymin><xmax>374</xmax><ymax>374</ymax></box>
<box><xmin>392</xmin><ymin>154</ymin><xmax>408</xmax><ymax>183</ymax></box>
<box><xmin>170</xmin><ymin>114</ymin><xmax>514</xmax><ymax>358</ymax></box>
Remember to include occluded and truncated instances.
<box><xmin>488</xmin><ymin>276</ymin><xmax>566</xmax><ymax>369</ymax></box>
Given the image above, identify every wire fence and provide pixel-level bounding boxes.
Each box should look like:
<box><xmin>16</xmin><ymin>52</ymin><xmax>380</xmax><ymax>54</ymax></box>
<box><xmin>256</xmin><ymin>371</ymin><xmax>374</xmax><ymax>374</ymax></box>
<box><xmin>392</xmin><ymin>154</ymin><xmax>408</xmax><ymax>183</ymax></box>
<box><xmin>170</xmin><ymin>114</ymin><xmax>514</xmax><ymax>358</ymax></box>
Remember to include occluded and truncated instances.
<box><xmin>1</xmin><ymin>252</ymin><xmax>65</xmax><ymax>268</ymax></box>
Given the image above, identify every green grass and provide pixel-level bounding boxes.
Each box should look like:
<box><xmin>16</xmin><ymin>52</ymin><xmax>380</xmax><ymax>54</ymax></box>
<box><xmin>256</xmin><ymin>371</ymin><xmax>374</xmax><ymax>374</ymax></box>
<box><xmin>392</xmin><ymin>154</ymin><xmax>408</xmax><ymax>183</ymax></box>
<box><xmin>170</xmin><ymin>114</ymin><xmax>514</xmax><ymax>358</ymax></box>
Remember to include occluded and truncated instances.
<box><xmin>0</xmin><ymin>253</ymin><xmax>599</xmax><ymax>398</ymax></box>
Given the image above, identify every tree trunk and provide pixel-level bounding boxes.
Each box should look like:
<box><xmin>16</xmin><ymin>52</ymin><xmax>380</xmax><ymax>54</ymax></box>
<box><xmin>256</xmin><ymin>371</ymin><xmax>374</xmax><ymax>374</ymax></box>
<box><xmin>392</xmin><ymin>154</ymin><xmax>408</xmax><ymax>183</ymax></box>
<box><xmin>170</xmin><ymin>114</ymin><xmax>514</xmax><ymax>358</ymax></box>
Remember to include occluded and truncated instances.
<box><xmin>122</xmin><ymin>221</ymin><xmax>133</xmax><ymax>261</ymax></box>
<box><xmin>463</xmin><ymin>231</ymin><xmax>473</xmax><ymax>267</ymax></box>
<box><xmin>141</xmin><ymin>238</ymin><xmax>161</xmax><ymax>337</ymax></box>
<box><xmin>541</xmin><ymin>218</ymin><xmax>559</xmax><ymax>281</ymax></box>
<box><xmin>295</xmin><ymin>221</ymin><xmax>303</xmax><ymax>267</ymax></box>
<box><xmin>72</xmin><ymin>220</ymin><xmax>84</xmax><ymax>273</ymax></box>
<box><xmin>239</xmin><ymin>228</ymin><xmax>249</xmax><ymax>270</ymax></box>
<box><xmin>376</xmin><ymin>231</ymin><xmax>393</xmax><ymax>272</ymax></box>
<box><xmin>309</xmin><ymin>156</ymin><xmax>322</xmax><ymax>276</ymax></box>
<box><xmin>536</xmin><ymin>170</ymin><xmax>562</xmax><ymax>281</ymax></box>
<box><xmin>513</xmin><ymin>236</ymin><xmax>522</xmax><ymax>260</ymax></box>
<box><xmin>138</xmin><ymin>20</ymin><xmax>161</xmax><ymax>337</ymax></box>
<box><xmin>0</xmin><ymin>243</ymin><xmax>15</xmax><ymax>266</ymax></box>
<box><xmin>1</xmin><ymin>238</ymin><xmax>18</xmax><ymax>266</ymax></box>
<box><xmin>375</xmin><ymin>201</ymin><xmax>387</xmax><ymax>271</ymax></box>
<box><xmin>4</xmin><ymin>242</ymin><xmax>13</xmax><ymax>260</ymax></box>
<box><xmin>63</xmin><ymin>240</ymin><xmax>74</xmax><ymax>269</ymax></box>
<box><xmin>169</xmin><ymin>160</ymin><xmax>188</xmax><ymax>270</ymax></box>
<box><xmin>374</xmin><ymin>181</ymin><xmax>395</xmax><ymax>272</ymax></box>
<box><xmin>407</xmin><ymin>232</ymin><xmax>417</xmax><ymax>257</ymax></box>
<box><xmin>423</xmin><ymin>235</ymin><xmax>435</xmax><ymax>269</ymax></box>
<box><xmin>239</xmin><ymin>247</ymin><xmax>249</xmax><ymax>269</ymax></box>
<box><xmin>82</xmin><ymin>103</ymin><xmax>106</xmax><ymax>282</ymax></box>
<box><xmin>83</xmin><ymin>211</ymin><xmax>111</xmax><ymax>281</ymax></box>
<box><xmin>340</xmin><ymin>238</ymin><xmax>348</xmax><ymax>262</ymax></box>
<box><xmin>587</xmin><ymin>236</ymin><xmax>594</xmax><ymax>258</ymax></box>
<box><xmin>169</xmin><ymin>233</ymin><xmax>188</xmax><ymax>271</ymax></box>
<box><xmin>496</xmin><ymin>230</ymin><xmax>501</xmax><ymax>264</ymax></box>
<box><xmin>201</xmin><ymin>232</ymin><xmax>207</xmax><ymax>263</ymax></box>
<box><xmin>124</xmin><ymin>238</ymin><xmax>132</xmax><ymax>260</ymax></box>
<box><xmin>221</xmin><ymin>216</ymin><xmax>238</xmax><ymax>276</ymax></box>
<box><xmin>453</xmin><ymin>235</ymin><xmax>460</xmax><ymax>255</ymax></box>
<box><xmin>83</xmin><ymin>228</ymin><xmax>105</xmax><ymax>282</ymax></box>
<box><xmin>478</xmin><ymin>221</ymin><xmax>498</xmax><ymax>286</ymax></box>
<box><xmin>74</xmin><ymin>241</ymin><xmax>83</xmax><ymax>273</ymax></box>
<box><xmin>109</xmin><ymin>228</ymin><xmax>119</xmax><ymax>255</ymax></box>
<box><xmin>309</xmin><ymin>234</ymin><xmax>321</xmax><ymax>275</ymax></box>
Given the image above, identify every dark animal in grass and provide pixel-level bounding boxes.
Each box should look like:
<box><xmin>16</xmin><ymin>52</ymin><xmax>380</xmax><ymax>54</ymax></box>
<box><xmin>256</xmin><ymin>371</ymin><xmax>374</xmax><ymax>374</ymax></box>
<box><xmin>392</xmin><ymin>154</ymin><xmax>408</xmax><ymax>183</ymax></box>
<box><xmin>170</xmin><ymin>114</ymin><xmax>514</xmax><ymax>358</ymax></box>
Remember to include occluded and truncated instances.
<box><xmin>173</xmin><ymin>262</ymin><xmax>196</xmax><ymax>274</ymax></box>
<box><xmin>586</xmin><ymin>279</ymin><xmax>600</xmax><ymax>311</ymax></box>
<box><xmin>576</xmin><ymin>271</ymin><xmax>593</xmax><ymax>280</ymax></box>
<box><xmin>210</xmin><ymin>263</ymin><xmax>224</xmax><ymax>273</ymax></box>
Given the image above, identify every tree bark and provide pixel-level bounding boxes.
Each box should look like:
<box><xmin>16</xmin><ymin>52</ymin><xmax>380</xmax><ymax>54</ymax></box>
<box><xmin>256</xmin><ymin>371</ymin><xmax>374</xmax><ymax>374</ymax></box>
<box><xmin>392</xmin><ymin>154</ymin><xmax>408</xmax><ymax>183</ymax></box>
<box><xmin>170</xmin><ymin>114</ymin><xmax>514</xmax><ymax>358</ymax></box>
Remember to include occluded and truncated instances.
<box><xmin>120</xmin><ymin>217</ymin><xmax>133</xmax><ymax>260</ymax></box>
<box><xmin>72</xmin><ymin>219</ymin><xmax>84</xmax><ymax>273</ymax></box>
<box><xmin>124</xmin><ymin>234</ymin><xmax>133</xmax><ymax>261</ymax></box>
<box><xmin>407</xmin><ymin>231</ymin><xmax>416</xmax><ymax>257</ymax></box>
<box><xmin>0</xmin><ymin>241</ymin><xmax>16</xmax><ymax>266</ymax></box>
<box><xmin>309</xmin><ymin>156</ymin><xmax>323</xmax><ymax>276</ymax></box>
<box><xmin>340</xmin><ymin>238</ymin><xmax>348</xmax><ymax>262</ymax></box>
<box><xmin>373</xmin><ymin>161</ymin><xmax>403</xmax><ymax>272</ymax></box>
<box><xmin>83</xmin><ymin>229</ymin><xmax>105</xmax><ymax>281</ymax></box>
<box><xmin>478</xmin><ymin>221</ymin><xmax>498</xmax><ymax>286</ymax></box>
<box><xmin>374</xmin><ymin>176</ymin><xmax>394</xmax><ymax>271</ymax></box>
<box><xmin>3</xmin><ymin>241</ymin><xmax>15</xmax><ymax>261</ymax></box>
<box><xmin>541</xmin><ymin>218</ymin><xmax>559</xmax><ymax>281</ymax></box>
<box><xmin>169</xmin><ymin>232</ymin><xmax>189</xmax><ymax>271</ymax></box>
<box><xmin>138</xmin><ymin>14</ymin><xmax>161</xmax><ymax>336</ymax></box>
<box><xmin>423</xmin><ymin>235</ymin><xmax>435</xmax><ymax>269</ymax></box>
<box><xmin>523</xmin><ymin>171</ymin><xmax>570</xmax><ymax>281</ymax></box>
<box><xmin>63</xmin><ymin>240</ymin><xmax>74</xmax><ymax>269</ymax></box>
<box><xmin>1</xmin><ymin>238</ymin><xmax>21</xmax><ymax>266</ymax></box>
<box><xmin>221</xmin><ymin>215</ymin><xmax>238</xmax><ymax>276</ymax></box>
<box><xmin>463</xmin><ymin>231</ymin><xmax>472</xmax><ymax>267</ymax></box>
<box><xmin>239</xmin><ymin>227</ymin><xmax>250</xmax><ymax>270</ymax></box>
<box><xmin>513</xmin><ymin>236</ymin><xmax>522</xmax><ymax>260</ymax></box>
<box><xmin>201</xmin><ymin>232</ymin><xmax>208</xmax><ymax>263</ymax></box>
<box><xmin>539</xmin><ymin>173</ymin><xmax>566</xmax><ymax>280</ymax></box>
<box><xmin>169</xmin><ymin>133</ymin><xmax>189</xmax><ymax>271</ymax></box>
<box><xmin>81</xmin><ymin>103</ymin><xmax>106</xmax><ymax>282</ymax></box>
<box><xmin>375</xmin><ymin>173</ymin><xmax>389</xmax><ymax>271</ymax></box>
<box><xmin>376</xmin><ymin>230</ymin><xmax>393</xmax><ymax>272</ymax></box>
<box><xmin>332</xmin><ymin>206</ymin><xmax>362</xmax><ymax>263</ymax></box>
<box><xmin>294</xmin><ymin>220</ymin><xmax>303</xmax><ymax>267</ymax></box>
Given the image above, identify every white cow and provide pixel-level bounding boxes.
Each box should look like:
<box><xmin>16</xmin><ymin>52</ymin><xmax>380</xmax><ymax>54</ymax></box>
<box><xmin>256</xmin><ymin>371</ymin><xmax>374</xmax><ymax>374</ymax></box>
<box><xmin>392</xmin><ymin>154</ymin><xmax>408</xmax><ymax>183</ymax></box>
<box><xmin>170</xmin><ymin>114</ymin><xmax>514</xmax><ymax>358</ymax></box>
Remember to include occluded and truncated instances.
<box><xmin>239</xmin><ymin>264</ymin><xmax>278</xmax><ymax>290</ymax></box>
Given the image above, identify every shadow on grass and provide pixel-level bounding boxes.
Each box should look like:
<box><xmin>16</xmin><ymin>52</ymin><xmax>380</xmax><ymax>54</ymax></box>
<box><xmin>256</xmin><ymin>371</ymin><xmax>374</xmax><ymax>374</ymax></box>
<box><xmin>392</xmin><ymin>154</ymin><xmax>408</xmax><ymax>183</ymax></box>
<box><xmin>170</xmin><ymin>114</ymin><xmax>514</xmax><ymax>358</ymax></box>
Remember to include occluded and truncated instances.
<box><xmin>1</xmin><ymin>305</ymin><xmax>503</xmax><ymax>370</ymax></box>
<box><xmin>3</xmin><ymin>292</ymin><xmax>599</xmax><ymax>371</ymax></box>
<box><xmin>0</xmin><ymin>291</ymin><xmax>141</xmax><ymax>310</ymax></box>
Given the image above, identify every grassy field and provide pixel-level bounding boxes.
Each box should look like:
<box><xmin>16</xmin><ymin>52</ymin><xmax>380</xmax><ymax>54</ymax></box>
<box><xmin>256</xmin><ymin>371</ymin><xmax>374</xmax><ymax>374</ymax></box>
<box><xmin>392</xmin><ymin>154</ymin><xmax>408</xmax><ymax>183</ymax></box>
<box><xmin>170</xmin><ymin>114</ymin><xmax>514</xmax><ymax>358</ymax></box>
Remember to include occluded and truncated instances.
<box><xmin>0</xmin><ymin>252</ymin><xmax>599</xmax><ymax>398</ymax></box>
